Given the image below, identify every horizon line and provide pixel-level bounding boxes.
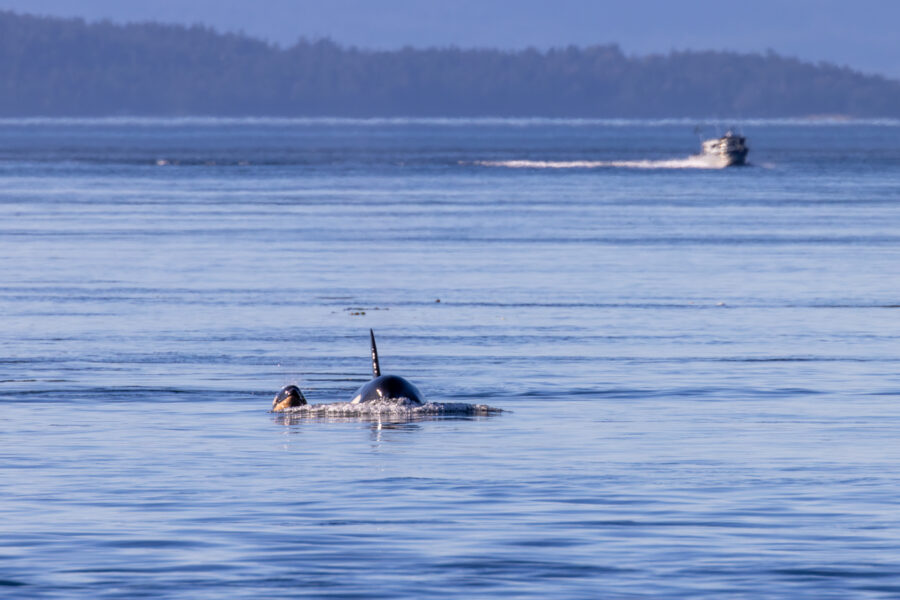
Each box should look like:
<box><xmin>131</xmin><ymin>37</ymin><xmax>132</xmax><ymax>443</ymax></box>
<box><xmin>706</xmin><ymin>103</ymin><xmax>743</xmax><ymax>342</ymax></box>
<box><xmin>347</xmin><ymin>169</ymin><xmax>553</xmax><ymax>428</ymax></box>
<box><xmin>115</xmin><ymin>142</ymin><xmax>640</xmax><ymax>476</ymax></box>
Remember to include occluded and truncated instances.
<box><xmin>1</xmin><ymin>116</ymin><xmax>899</xmax><ymax>127</ymax></box>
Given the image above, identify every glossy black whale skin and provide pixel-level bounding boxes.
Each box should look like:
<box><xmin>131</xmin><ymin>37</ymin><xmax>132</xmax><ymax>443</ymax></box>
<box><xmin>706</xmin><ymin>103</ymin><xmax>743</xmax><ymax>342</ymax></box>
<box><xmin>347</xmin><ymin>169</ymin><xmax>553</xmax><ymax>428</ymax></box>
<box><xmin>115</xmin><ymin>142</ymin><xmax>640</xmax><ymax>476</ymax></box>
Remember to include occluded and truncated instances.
<box><xmin>350</xmin><ymin>374</ymin><xmax>424</xmax><ymax>404</ymax></box>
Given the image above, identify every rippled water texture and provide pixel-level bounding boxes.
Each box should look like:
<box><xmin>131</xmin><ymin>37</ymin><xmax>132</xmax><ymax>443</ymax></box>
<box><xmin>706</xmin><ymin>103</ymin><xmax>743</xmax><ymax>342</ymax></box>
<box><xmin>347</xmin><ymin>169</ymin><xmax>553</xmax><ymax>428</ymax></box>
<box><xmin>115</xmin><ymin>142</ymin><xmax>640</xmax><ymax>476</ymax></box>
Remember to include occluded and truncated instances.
<box><xmin>2</xmin><ymin>119</ymin><xmax>900</xmax><ymax>598</ymax></box>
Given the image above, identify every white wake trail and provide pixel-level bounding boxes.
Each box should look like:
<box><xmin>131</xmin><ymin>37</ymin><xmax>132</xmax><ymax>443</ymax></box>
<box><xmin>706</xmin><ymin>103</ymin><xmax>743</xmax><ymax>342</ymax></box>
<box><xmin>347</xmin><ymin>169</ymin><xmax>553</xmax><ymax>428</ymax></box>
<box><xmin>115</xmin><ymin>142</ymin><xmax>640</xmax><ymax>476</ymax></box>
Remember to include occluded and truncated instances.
<box><xmin>476</xmin><ymin>154</ymin><xmax>729</xmax><ymax>170</ymax></box>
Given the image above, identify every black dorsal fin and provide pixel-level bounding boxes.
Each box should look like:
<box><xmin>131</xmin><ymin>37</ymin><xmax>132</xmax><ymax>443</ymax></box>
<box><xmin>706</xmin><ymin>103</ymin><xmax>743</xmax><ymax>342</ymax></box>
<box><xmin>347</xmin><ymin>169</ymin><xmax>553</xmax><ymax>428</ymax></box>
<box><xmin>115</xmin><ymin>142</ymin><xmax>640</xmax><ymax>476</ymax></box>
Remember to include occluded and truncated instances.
<box><xmin>370</xmin><ymin>329</ymin><xmax>381</xmax><ymax>377</ymax></box>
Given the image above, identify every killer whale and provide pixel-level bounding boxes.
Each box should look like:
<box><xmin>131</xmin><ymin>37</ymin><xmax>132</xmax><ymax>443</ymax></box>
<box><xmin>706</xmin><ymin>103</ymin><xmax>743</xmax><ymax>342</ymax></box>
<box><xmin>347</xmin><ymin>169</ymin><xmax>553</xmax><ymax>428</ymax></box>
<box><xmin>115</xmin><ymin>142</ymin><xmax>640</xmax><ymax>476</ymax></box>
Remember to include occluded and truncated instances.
<box><xmin>271</xmin><ymin>329</ymin><xmax>424</xmax><ymax>411</ymax></box>
<box><xmin>350</xmin><ymin>330</ymin><xmax>424</xmax><ymax>404</ymax></box>
<box><xmin>272</xmin><ymin>384</ymin><xmax>306</xmax><ymax>411</ymax></box>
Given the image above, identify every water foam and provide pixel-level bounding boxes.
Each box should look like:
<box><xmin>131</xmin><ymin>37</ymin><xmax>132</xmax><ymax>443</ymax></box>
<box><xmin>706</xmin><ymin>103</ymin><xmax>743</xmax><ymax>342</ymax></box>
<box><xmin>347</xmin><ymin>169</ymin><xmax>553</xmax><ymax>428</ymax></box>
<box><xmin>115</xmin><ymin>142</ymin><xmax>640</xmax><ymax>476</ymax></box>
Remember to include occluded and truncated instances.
<box><xmin>275</xmin><ymin>397</ymin><xmax>502</xmax><ymax>419</ymax></box>
<box><xmin>477</xmin><ymin>154</ymin><xmax>729</xmax><ymax>170</ymax></box>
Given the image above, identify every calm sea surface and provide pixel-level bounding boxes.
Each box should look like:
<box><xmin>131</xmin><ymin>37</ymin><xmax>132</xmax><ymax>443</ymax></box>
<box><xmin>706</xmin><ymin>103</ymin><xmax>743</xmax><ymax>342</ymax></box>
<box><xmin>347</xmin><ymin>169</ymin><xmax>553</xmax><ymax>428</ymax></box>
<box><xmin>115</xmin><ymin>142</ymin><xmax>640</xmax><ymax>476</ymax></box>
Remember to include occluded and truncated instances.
<box><xmin>2</xmin><ymin>118</ymin><xmax>900</xmax><ymax>598</ymax></box>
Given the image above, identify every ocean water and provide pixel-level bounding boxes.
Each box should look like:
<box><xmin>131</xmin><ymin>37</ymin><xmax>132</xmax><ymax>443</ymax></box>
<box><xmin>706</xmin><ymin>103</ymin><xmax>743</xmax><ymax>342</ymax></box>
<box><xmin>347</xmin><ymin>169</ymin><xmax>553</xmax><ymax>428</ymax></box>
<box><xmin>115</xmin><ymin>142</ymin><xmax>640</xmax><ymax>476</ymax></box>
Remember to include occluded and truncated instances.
<box><xmin>1</xmin><ymin>118</ymin><xmax>900</xmax><ymax>599</ymax></box>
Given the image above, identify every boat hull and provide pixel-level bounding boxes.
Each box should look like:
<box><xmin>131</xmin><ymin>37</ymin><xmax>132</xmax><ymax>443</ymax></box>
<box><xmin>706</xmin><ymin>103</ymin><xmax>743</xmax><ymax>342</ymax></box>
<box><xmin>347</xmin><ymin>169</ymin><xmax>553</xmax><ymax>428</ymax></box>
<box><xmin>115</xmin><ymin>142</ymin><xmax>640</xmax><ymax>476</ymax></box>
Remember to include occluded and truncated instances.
<box><xmin>722</xmin><ymin>148</ymin><xmax>748</xmax><ymax>166</ymax></box>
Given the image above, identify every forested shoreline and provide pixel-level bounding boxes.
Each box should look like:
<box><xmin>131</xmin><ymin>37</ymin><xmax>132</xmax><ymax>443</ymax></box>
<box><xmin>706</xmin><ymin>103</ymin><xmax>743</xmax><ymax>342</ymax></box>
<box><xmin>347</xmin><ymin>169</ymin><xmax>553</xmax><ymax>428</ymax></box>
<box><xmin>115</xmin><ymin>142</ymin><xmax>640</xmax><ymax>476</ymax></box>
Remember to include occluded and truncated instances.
<box><xmin>1</xmin><ymin>10</ymin><xmax>898</xmax><ymax>117</ymax></box>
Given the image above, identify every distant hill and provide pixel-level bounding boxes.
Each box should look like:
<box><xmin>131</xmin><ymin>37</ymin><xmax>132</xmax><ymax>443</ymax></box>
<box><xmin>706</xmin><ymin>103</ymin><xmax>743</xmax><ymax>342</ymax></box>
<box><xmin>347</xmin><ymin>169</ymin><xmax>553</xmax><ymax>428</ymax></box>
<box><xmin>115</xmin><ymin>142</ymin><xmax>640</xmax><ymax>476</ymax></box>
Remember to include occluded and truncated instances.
<box><xmin>1</xmin><ymin>10</ymin><xmax>898</xmax><ymax>118</ymax></box>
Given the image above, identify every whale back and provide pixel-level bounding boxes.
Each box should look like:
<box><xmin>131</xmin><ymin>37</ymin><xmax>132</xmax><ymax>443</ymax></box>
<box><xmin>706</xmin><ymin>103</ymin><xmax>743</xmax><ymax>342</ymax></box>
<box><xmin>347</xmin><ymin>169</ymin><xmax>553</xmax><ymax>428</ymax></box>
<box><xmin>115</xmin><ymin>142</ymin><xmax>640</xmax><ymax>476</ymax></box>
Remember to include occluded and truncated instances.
<box><xmin>352</xmin><ymin>330</ymin><xmax>423</xmax><ymax>404</ymax></box>
<box><xmin>351</xmin><ymin>374</ymin><xmax>424</xmax><ymax>404</ymax></box>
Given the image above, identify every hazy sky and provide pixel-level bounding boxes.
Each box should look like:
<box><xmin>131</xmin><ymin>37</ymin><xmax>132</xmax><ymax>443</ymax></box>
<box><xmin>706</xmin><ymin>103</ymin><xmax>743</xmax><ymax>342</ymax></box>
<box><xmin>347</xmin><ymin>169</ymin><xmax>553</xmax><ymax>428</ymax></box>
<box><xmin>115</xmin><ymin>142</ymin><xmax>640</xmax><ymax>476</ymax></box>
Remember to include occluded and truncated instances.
<box><xmin>2</xmin><ymin>0</ymin><xmax>898</xmax><ymax>78</ymax></box>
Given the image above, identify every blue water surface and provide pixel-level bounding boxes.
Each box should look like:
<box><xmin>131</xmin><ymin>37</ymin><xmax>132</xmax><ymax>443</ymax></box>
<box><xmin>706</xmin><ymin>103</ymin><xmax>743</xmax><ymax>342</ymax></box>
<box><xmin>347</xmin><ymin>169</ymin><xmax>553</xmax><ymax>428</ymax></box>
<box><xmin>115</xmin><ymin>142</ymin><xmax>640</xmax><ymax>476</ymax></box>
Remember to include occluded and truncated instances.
<box><xmin>1</xmin><ymin>118</ymin><xmax>900</xmax><ymax>599</ymax></box>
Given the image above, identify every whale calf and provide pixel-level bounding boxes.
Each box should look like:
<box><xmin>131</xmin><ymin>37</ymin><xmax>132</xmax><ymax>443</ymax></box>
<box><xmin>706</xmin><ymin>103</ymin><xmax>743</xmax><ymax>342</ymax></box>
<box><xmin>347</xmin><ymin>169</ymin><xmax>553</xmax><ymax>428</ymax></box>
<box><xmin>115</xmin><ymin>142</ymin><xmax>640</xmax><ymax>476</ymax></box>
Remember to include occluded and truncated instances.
<box><xmin>272</xmin><ymin>384</ymin><xmax>307</xmax><ymax>411</ymax></box>
<box><xmin>350</xmin><ymin>330</ymin><xmax>424</xmax><ymax>404</ymax></box>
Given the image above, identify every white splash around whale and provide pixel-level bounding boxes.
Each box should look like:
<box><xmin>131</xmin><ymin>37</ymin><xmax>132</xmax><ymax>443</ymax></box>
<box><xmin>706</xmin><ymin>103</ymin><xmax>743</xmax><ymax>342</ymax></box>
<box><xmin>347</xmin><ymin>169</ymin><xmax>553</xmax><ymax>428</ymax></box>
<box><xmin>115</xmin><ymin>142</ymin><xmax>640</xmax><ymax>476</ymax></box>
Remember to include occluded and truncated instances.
<box><xmin>275</xmin><ymin>397</ymin><xmax>502</xmax><ymax>418</ymax></box>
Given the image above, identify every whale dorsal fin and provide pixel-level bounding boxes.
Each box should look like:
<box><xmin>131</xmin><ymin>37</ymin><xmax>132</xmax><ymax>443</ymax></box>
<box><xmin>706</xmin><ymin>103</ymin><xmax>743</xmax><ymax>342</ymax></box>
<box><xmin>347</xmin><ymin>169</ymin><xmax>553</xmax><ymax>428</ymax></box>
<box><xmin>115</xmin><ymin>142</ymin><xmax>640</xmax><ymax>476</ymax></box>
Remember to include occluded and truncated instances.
<box><xmin>370</xmin><ymin>329</ymin><xmax>381</xmax><ymax>377</ymax></box>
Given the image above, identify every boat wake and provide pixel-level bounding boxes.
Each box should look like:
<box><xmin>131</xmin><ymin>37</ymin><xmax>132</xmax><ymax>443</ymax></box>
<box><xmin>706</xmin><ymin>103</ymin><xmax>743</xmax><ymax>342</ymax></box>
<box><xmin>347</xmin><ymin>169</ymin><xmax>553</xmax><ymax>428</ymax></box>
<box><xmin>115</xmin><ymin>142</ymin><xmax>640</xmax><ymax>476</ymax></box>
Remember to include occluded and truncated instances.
<box><xmin>475</xmin><ymin>154</ymin><xmax>729</xmax><ymax>170</ymax></box>
<box><xmin>273</xmin><ymin>397</ymin><xmax>503</xmax><ymax>422</ymax></box>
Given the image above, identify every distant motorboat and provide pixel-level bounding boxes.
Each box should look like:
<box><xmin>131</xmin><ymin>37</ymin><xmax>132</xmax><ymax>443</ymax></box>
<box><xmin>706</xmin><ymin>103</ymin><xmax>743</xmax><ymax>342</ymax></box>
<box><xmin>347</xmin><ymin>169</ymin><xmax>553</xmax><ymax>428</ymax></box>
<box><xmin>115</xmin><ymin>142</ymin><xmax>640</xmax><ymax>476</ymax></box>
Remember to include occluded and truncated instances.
<box><xmin>700</xmin><ymin>131</ymin><xmax>748</xmax><ymax>166</ymax></box>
